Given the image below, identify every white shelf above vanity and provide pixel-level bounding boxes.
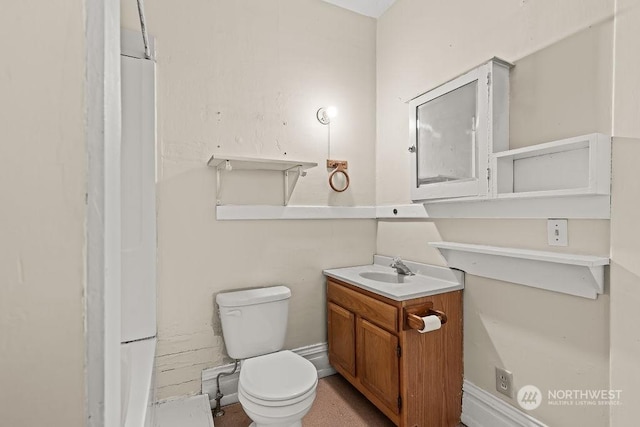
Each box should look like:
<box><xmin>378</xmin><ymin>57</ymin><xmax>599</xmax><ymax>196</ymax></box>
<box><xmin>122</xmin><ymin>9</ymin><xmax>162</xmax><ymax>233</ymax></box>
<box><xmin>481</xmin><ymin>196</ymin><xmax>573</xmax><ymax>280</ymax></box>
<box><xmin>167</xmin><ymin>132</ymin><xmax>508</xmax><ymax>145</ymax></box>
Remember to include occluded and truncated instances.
<box><xmin>422</xmin><ymin>133</ymin><xmax>612</xmax><ymax>219</ymax></box>
<box><xmin>429</xmin><ymin>241</ymin><xmax>609</xmax><ymax>299</ymax></box>
<box><xmin>491</xmin><ymin>133</ymin><xmax>611</xmax><ymax>199</ymax></box>
<box><xmin>207</xmin><ymin>154</ymin><xmax>317</xmax><ymax>206</ymax></box>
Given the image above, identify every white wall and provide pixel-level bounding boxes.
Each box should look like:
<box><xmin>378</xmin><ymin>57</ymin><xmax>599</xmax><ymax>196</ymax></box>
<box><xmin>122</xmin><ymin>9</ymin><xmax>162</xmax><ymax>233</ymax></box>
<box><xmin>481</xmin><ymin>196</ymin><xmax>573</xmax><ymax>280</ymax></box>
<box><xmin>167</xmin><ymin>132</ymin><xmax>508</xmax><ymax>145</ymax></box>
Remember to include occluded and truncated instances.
<box><xmin>376</xmin><ymin>1</ymin><xmax>613</xmax><ymax>426</ymax></box>
<box><xmin>0</xmin><ymin>1</ymin><xmax>86</xmax><ymax>426</ymax></box>
<box><xmin>122</xmin><ymin>0</ymin><xmax>377</xmax><ymax>399</ymax></box>
<box><xmin>610</xmin><ymin>1</ymin><xmax>640</xmax><ymax>425</ymax></box>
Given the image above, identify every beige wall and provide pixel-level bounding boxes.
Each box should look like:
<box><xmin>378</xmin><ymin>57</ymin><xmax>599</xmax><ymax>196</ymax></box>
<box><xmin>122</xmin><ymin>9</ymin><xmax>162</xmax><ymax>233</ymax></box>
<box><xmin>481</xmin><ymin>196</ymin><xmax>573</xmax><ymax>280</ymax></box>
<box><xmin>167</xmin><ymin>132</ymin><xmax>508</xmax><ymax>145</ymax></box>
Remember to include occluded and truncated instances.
<box><xmin>610</xmin><ymin>1</ymin><xmax>640</xmax><ymax>425</ymax></box>
<box><xmin>377</xmin><ymin>1</ymin><xmax>613</xmax><ymax>425</ymax></box>
<box><xmin>0</xmin><ymin>1</ymin><xmax>86</xmax><ymax>426</ymax></box>
<box><xmin>609</xmin><ymin>138</ymin><xmax>640</xmax><ymax>426</ymax></box>
<box><xmin>3</xmin><ymin>0</ymin><xmax>635</xmax><ymax>425</ymax></box>
<box><xmin>122</xmin><ymin>0</ymin><xmax>377</xmax><ymax>399</ymax></box>
<box><xmin>116</xmin><ymin>1</ymin><xmax>640</xmax><ymax>424</ymax></box>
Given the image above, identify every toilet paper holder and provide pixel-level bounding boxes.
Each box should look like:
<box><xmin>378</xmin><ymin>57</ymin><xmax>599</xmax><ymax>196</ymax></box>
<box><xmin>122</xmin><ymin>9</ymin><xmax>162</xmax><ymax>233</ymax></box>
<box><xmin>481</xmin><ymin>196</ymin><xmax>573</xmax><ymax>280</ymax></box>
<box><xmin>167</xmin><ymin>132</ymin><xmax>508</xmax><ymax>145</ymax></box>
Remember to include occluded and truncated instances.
<box><xmin>404</xmin><ymin>305</ymin><xmax>448</xmax><ymax>331</ymax></box>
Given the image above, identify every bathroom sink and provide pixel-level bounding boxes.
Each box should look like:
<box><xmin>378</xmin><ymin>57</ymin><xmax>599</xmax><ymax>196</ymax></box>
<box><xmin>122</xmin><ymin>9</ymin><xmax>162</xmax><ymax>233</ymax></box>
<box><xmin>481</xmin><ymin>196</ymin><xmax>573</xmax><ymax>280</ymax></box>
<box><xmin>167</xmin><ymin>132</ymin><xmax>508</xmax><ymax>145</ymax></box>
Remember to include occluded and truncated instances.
<box><xmin>358</xmin><ymin>272</ymin><xmax>412</xmax><ymax>283</ymax></box>
<box><xmin>324</xmin><ymin>255</ymin><xmax>465</xmax><ymax>301</ymax></box>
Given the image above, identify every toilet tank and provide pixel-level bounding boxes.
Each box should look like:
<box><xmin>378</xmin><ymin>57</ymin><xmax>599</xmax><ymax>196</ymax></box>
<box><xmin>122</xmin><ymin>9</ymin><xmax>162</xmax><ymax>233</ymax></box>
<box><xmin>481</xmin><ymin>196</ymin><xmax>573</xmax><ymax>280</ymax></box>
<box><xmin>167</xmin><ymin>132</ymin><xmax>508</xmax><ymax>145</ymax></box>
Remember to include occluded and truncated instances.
<box><xmin>216</xmin><ymin>286</ymin><xmax>291</xmax><ymax>360</ymax></box>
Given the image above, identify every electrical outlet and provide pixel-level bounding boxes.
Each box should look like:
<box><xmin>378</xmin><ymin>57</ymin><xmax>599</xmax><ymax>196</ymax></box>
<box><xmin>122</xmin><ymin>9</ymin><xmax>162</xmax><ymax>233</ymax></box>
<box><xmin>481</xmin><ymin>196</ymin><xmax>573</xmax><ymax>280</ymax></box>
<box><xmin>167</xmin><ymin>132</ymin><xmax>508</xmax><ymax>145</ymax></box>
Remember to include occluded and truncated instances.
<box><xmin>547</xmin><ymin>219</ymin><xmax>568</xmax><ymax>246</ymax></box>
<box><xmin>495</xmin><ymin>367</ymin><xmax>513</xmax><ymax>398</ymax></box>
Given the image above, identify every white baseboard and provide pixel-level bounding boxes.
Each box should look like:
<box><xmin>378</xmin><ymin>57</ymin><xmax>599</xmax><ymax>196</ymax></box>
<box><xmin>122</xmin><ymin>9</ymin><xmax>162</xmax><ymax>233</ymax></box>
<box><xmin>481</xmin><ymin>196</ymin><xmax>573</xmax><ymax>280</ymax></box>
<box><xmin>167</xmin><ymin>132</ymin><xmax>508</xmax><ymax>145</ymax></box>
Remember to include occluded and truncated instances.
<box><xmin>462</xmin><ymin>380</ymin><xmax>548</xmax><ymax>427</ymax></box>
<box><xmin>201</xmin><ymin>342</ymin><xmax>336</xmax><ymax>408</ymax></box>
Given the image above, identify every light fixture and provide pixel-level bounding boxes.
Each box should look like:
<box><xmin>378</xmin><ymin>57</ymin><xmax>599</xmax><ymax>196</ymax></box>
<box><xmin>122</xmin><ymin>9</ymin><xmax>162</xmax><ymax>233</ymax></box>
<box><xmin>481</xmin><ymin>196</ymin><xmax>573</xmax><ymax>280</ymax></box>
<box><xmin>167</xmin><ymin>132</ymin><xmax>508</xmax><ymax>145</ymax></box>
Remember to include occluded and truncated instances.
<box><xmin>316</xmin><ymin>106</ymin><xmax>338</xmax><ymax>125</ymax></box>
<box><xmin>316</xmin><ymin>105</ymin><xmax>349</xmax><ymax>192</ymax></box>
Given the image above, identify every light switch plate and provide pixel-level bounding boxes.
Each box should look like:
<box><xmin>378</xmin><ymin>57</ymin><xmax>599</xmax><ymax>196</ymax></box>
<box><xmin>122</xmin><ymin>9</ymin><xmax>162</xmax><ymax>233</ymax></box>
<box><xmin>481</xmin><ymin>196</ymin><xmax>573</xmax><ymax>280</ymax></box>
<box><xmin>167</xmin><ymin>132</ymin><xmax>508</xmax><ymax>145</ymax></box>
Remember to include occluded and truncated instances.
<box><xmin>547</xmin><ymin>219</ymin><xmax>568</xmax><ymax>246</ymax></box>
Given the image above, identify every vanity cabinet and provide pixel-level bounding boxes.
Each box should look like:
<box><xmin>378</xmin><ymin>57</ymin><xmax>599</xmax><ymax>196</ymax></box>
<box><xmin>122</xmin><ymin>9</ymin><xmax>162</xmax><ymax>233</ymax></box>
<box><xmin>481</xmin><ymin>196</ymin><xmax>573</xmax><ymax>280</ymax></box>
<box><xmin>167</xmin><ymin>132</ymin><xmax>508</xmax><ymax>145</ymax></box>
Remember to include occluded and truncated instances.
<box><xmin>327</xmin><ymin>302</ymin><xmax>356</xmax><ymax>376</ymax></box>
<box><xmin>326</xmin><ymin>278</ymin><xmax>463</xmax><ymax>427</ymax></box>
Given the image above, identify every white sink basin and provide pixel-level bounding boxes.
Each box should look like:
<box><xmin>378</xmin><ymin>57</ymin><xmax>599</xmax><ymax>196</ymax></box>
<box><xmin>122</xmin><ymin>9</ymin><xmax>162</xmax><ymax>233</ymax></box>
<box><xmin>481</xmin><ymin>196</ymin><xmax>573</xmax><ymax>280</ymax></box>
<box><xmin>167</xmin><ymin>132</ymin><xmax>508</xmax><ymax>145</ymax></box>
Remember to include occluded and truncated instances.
<box><xmin>358</xmin><ymin>272</ymin><xmax>413</xmax><ymax>284</ymax></box>
<box><xmin>324</xmin><ymin>255</ymin><xmax>465</xmax><ymax>301</ymax></box>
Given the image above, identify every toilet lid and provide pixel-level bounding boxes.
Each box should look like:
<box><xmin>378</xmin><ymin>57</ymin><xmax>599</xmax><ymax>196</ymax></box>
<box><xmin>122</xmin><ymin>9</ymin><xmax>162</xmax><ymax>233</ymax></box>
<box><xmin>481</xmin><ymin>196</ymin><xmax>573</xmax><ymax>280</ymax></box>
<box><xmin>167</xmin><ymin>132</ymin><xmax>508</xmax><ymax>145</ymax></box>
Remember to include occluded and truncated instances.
<box><xmin>240</xmin><ymin>351</ymin><xmax>318</xmax><ymax>402</ymax></box>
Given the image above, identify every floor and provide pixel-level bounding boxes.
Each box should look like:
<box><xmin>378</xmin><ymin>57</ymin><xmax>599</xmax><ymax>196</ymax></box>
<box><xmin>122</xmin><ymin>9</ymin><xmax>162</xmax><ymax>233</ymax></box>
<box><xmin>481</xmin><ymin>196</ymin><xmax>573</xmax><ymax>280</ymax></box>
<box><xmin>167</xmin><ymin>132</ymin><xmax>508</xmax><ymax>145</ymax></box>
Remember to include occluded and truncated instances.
<box><xmin>212</xmin><ymin>374</ymin><xmax>465</xmax><ymax>427</ymax></box>
<box><xmin>156</xmin><ymin>394</ymin><xmax>214</xmax><ymax>427</ymax></box>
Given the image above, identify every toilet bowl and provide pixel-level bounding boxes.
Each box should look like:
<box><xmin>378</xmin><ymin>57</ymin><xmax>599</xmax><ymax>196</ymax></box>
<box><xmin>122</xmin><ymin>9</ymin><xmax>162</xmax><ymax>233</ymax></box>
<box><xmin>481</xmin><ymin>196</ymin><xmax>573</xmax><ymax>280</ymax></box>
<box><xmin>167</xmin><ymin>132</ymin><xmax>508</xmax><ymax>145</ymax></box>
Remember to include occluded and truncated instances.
<box><xmin>216</xmin><ymin>286</ymin><xmax>318</xmax><ymax>427</ymax></box>
<box><xmin>238</xmin><ymin>350</ymin><xmax>318</xmax><ymax>427</ymax></box>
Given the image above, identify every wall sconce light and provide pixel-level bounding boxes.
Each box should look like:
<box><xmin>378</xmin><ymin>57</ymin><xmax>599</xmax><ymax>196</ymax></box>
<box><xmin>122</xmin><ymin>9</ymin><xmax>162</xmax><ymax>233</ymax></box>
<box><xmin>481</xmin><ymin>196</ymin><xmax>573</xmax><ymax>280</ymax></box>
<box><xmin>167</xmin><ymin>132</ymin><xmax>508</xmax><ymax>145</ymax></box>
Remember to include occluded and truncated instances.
<box><xmin>316</xmin><ymin>106</ymin><xmax>338</xmax><ymax>125</ymax></box>
<box><xmin>316</xmin><ymin>105</ymin><xmax>349</xmax><ymax>192</ymax></box>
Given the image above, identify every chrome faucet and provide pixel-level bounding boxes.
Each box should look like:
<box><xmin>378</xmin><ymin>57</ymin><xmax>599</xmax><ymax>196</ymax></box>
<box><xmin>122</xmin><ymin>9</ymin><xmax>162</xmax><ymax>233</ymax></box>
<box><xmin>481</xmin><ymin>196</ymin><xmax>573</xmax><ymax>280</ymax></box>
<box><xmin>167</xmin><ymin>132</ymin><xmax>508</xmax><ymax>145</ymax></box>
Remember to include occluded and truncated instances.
<box><xmin>390</xmin><ymin>257</ymin><xmax>414</xmax><ymax>275</ymax></box>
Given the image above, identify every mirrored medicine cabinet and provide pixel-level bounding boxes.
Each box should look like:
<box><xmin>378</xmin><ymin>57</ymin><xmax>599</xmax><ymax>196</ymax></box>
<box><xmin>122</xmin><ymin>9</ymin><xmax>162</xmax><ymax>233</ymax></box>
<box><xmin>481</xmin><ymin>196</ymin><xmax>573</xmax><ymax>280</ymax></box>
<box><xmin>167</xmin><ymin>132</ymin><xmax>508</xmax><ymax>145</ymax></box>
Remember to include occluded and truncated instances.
<box><xmin>408</xmin><ymin>58</ymin><xmax>512</xmax><ymax>201</ymax></box>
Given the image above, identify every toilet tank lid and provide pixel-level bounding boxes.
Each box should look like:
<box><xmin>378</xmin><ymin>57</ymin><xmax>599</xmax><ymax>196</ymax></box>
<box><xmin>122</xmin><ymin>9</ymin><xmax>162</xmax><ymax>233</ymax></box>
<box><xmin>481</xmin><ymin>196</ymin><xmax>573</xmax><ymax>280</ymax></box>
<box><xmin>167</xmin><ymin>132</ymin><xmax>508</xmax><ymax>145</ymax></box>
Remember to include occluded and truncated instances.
<box><xmin>216</xmin><ymin>286</ymin><xmax>291</xmax><ymax>307</ymax></box>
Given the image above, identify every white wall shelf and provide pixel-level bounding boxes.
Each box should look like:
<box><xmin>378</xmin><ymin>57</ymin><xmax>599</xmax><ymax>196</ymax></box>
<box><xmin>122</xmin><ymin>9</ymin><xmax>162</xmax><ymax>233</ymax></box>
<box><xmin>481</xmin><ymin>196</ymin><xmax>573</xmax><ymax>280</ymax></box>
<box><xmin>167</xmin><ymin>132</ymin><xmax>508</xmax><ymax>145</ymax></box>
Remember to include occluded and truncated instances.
<box><xmin>429</xmin><ymin>241</ymin><xmax>609</xmax><ymax>299</ymax></box>
<box><xmin>207</xmin><ymin>154</ymin><xmax>317</xmax><ymax>206</ymax></box>
<box><xmin>375</xmin><ymin>204</ymin><xmax>429</xmax><ymax>219</ymax></box>
<box><xmin>422</xmin><ymin>194</ymin><xmax>611</xmax><ymax>219</ymax></box>
<box><xmin>421</xmin><ymin>133</ymin><xmax>611</xmax><ymax>219</ymax></box>
<box><xmin>491</xmin><ymin>133</ymin><xmax>611</xmax><ymax>198</ymax></box>
<box><xmin>216</xmin><ymin>205</ymin><xmax>376</xmax><ymax>220</ymax></box>
<box><xmin>214</xmin><ymin>204</ymin><xmax>433</xmax><ymax>221</ymax></box>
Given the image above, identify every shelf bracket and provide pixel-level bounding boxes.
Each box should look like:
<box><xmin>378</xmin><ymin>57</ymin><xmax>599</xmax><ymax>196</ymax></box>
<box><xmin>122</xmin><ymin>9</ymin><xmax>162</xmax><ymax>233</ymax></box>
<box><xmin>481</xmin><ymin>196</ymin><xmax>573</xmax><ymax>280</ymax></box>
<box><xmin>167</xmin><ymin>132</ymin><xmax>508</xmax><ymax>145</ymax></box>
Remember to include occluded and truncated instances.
<box><xmin>283</xmin><ymin>166</ymin><xmax>306</xmax><ymax>206</ymax></box>
<box><xmin>215</xmin><ymin>160</ymin><xmax>232</xmax><ymax>205</ymax></box>
<box><xmin>216</xmin><ymin>167</ymin><xmax>222</xmax><ymax>205</ymax></box>
<box><xmin>588</xmin><ymin>266</ymin><xmax>606</xmax><ymax>295</ymax></box>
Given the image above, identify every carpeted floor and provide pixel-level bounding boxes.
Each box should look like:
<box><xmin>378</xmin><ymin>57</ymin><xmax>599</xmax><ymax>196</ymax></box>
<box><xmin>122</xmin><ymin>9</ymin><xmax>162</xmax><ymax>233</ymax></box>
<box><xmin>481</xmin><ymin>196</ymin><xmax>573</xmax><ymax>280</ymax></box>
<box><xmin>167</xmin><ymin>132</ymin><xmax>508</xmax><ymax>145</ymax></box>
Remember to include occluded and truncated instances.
<box><xmin>212</xmin><ymin>374</ymin><xmax>466</xmax><ymax>427</ymax></box>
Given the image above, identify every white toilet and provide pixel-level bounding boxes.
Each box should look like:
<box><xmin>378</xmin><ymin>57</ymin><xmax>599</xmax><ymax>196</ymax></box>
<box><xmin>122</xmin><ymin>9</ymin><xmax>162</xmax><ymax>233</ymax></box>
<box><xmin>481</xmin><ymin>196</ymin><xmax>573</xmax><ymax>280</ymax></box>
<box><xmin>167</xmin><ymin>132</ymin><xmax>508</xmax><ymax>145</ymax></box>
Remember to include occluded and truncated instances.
<box><xmin>216</xmin><ymin>286</ymin><xmax>318</xmax><ymax>427</ymax></box>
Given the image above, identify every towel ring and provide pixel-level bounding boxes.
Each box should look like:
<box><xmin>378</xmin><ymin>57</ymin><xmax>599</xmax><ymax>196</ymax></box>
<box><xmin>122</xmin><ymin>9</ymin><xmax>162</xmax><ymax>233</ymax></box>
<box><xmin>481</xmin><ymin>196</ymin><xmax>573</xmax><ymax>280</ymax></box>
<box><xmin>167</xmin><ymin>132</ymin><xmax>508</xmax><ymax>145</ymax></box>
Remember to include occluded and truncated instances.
<box><xmin>329</xmin><ymin>166</ymin><xmax>350</xmax><ymax>192</ymax></box>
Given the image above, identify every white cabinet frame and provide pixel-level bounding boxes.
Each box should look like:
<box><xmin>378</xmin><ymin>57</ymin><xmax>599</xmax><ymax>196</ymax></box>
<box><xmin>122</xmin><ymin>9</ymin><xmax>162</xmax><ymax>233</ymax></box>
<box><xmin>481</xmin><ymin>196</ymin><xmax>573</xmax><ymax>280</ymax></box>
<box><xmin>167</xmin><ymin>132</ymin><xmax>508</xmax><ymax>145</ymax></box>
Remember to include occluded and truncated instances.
<box><xmin>409</xmin><ymin>58</ymin><xmax>511</xmax><ymax>201</ymax></box>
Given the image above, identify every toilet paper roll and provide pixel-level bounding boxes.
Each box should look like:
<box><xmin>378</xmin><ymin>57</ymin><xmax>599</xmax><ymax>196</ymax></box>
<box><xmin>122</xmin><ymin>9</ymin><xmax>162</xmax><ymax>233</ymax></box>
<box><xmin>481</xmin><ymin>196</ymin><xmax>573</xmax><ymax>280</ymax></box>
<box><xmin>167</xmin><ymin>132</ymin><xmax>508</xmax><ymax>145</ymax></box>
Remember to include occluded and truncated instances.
<box><xmin>418</xmin><ymin>315</ymin><xmax>442</xmax><ymax>334</ymax></box>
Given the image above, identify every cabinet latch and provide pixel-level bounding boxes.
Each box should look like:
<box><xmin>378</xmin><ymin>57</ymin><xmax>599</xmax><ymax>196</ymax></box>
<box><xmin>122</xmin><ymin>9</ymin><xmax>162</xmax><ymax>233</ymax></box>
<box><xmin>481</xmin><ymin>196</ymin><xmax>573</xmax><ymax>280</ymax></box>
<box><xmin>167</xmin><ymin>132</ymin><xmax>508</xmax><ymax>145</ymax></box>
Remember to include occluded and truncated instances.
<box><xmin>396</xmin><ymin>345</ymin><xmax>401</xmax><ymax>358</ymax></box>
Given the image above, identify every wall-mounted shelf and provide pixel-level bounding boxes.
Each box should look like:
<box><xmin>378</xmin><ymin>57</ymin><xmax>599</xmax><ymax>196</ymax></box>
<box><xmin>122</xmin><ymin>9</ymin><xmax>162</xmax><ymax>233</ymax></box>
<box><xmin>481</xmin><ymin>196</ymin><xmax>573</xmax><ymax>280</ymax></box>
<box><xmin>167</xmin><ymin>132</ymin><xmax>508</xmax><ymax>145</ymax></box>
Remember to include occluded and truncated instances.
<box><xmin>491</xmin><ymin>133</ymin><xmax>611</xmax><ymax>199</ymax></box>
<box><xmin>429</xmin><ymin>241</ymin><xmax>609</xmax><ymax>299</ymax></box>
<box><xmin>375</xmin><ymin>204</ymin><xmax>429</xmax><ymax>219</ymax></box>
<box><xmin>216</xmin><ymin>205</ymin><xmax>376</xmax><ymax>220</ymax></box>
<box><xmin>207</xmin><ymin>155</ymin><xmax>317</xmax><ymax>206</ymax></box>
<box><xmin>422</xmin><ymin>194</ymin><xmax>611</xmax><ymax>219</ymax></box>
<box><xmin>421</xmin><ymin>133</ymin><xmax>611</xmax><ymax>218</ymax></box>
<box><xmin>214</xmin><ymin>204</ymin><xmax>433</xmax><ymax>221</ymax></box>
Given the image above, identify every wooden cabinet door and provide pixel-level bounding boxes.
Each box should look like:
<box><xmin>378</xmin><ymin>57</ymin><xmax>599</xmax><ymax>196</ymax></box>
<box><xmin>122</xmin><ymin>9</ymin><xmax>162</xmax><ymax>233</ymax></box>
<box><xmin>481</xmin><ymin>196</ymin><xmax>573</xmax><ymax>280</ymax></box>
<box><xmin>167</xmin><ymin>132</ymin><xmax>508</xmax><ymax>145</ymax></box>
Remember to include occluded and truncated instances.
<box><xmin>327</xmin><ymin>302</ymin><xmax>356</xmax><ymax>377</ymax></box>
<box><xmin>357</xmin><ymin>318</ymin><xmax>400</xmax><ymax>414</ymax></box>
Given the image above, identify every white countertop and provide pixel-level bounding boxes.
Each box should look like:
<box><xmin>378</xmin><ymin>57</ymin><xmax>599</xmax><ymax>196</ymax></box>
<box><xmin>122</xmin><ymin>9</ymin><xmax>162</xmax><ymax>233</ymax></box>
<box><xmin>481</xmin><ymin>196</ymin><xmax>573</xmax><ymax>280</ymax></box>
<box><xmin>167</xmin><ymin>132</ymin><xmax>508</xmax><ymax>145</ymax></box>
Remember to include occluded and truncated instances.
<box><xmin>323</xmin><ymin>255</ymin><xmax>464</xmax><ymax>301</ymax></box>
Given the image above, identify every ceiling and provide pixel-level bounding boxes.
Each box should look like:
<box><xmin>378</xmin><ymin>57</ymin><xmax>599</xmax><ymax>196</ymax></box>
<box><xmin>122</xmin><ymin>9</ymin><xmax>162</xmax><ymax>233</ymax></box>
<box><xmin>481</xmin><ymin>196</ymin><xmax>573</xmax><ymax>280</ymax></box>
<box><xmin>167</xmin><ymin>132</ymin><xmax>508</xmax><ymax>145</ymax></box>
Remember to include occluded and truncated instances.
<box><xmin>321</xmin><ymin>0</ymin><xmax>396</xmax><ymax>18</ymax></box>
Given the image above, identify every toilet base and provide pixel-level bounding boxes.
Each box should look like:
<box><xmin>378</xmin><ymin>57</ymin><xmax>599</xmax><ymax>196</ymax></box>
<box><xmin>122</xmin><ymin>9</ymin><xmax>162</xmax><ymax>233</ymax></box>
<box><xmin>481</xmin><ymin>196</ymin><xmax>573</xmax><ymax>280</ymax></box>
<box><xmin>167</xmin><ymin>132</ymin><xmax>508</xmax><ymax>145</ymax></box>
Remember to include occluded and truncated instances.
<box><xmin>248</xmin><ymin>422</ymin><xmax>301</xmax><ymax>427</ymax></box>
<box><xmin>240</xmin><ymin>388</ymin><xmax>314</xmax><ymax>427</ymax></box>
<box><xmin>242</xmin><ymin>399</ymin><xmax>310</xmax><ymax>427</ymax></box>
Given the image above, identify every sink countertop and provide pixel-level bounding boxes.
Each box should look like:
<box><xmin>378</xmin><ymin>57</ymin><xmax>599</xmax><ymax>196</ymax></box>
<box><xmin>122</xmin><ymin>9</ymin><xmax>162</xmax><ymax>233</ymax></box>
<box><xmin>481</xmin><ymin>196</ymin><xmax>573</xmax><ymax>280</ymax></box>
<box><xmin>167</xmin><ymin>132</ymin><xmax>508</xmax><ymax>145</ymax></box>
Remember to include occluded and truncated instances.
<box><xmin>323</xmin><ymin>255</ymin><xmax>464</xmax><ymax>301</ymax></box>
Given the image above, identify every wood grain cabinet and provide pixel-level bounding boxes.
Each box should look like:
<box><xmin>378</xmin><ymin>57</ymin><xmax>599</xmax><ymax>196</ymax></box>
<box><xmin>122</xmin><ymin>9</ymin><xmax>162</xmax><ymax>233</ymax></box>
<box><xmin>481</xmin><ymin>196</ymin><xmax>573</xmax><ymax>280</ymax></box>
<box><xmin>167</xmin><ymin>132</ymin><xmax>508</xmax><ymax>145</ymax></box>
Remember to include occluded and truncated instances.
<box><xmin>326</xmin><ymin>278</ymin><xmax>463</xmax><ymax>427</ymax></box>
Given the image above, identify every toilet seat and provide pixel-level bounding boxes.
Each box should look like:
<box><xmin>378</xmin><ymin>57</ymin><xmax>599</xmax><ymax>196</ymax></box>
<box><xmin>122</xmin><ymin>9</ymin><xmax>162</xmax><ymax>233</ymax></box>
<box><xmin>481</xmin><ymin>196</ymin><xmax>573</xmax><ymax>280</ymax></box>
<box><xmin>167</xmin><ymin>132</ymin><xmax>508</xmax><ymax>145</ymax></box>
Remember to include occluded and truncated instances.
<box><xmin>239</xmin><ymin>350</ymin><xmax>318</xmax><ymax>406</ymax></box>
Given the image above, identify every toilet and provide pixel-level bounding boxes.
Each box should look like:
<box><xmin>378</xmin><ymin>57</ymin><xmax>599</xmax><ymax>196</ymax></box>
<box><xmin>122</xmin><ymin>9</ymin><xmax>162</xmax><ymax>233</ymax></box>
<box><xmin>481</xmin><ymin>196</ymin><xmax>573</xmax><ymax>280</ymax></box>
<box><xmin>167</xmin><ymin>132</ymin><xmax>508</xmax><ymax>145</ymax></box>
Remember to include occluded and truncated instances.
<box><xmin>216</xmin><ymin>286</ymin><xmax>318</xmax><ymax>427</ymax></box>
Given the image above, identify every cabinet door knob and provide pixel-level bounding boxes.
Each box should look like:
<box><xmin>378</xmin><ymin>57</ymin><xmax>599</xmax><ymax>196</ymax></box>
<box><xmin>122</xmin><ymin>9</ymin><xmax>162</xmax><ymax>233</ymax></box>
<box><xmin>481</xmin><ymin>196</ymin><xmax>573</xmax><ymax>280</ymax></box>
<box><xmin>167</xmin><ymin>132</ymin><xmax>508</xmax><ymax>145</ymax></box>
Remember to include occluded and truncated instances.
<box><xmin>408</xmin><ymin>145</ymin><xmax>416</xmax><ymax>153</ymax></box>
